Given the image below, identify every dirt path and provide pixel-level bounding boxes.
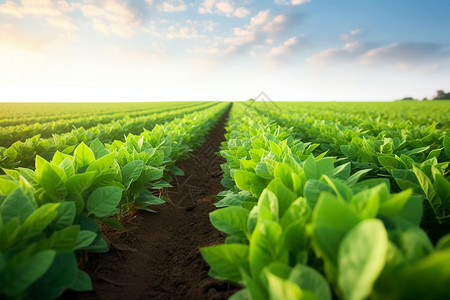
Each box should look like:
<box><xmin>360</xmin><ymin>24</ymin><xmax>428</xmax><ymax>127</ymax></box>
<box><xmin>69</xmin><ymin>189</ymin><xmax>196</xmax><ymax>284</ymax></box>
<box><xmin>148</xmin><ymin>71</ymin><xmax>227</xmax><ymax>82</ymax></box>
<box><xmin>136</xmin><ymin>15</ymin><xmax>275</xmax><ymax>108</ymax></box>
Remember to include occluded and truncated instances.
<box><xmin>67</xmin><ymin>107</ymin><xmax>238</xmax><ymax>300</ymax></box>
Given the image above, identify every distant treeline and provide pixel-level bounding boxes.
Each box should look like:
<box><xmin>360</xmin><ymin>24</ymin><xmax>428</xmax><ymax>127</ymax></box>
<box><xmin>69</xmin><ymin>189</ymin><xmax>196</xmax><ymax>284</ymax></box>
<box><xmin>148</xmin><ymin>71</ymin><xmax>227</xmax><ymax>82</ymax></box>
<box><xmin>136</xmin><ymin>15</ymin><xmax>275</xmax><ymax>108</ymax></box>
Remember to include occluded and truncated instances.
<box><xmin>399</xmin><ymin>89</ymin><xmax>450</xmax><ymax>101</ymax></box>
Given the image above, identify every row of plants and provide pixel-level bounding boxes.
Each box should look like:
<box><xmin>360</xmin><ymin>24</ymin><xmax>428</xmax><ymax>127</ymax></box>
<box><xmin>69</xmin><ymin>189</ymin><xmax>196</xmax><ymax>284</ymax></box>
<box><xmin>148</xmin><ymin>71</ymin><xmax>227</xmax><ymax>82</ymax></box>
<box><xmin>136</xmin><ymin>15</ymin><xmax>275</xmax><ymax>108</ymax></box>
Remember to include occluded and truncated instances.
<box><xmin>272</xmin><ymin>101</ymin><xmax>450</xmax><ymax>131</ymax></box>
<box><xmin>249</xmin><ymin>103</ymin><xmax>450</xmax><ymax>225</ymax></box>
<box><xmin>0</xmin><ymin>102</ymin><xmax>195</xmax><ymax>127</ymax></box>
<box><xmin>0</xmin><ymin>102</ymin><xmax>230</xmax><ymax>299</ymax></box>
<box><xmin>201</xmin><ymin>103</ymin><xmax>450</xmax><ymax>300</ymax></box>
<box><xmin>0</xmin><ymin>101</ymin><xmax>220</xmax><ymax>170</ymax></box>
<box><xmin>0</xmin><ymin>102</ymin><xmax>208</xmax><ymax>147</ymax></box>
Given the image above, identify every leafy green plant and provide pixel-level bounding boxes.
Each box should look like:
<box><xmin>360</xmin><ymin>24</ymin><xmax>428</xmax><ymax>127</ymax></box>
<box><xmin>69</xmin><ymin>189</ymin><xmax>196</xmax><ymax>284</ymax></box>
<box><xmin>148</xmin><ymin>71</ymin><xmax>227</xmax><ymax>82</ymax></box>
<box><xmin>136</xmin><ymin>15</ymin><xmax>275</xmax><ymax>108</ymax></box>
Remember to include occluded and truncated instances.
<box><xmin>0</xmin><ymin>187</ymin><xmax>91</xmax><ymax>299</ymax></box>
<box><xmin>202</xmin><ymin>104</ymin><xmax>450</xmax><ymax>300</ymax></box>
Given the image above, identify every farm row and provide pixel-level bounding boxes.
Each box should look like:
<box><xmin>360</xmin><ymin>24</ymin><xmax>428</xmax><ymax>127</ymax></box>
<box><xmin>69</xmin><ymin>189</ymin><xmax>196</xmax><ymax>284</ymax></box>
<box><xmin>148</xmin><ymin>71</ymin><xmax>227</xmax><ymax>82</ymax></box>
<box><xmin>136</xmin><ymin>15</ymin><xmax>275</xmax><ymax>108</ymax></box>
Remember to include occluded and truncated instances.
<box><xmin>201</xmin><ymin>102</ymin><xmax>450</xmax><ymax>300</ymax></box>
<box><xmin>0</xmin><ymin>102</ymin><xmax>229</xmax><ymax>299</ymax></box>
<box><xmin>0</xmin><ymin>100</ymin><xmax>449</xmax><ymax>299</ymax></box>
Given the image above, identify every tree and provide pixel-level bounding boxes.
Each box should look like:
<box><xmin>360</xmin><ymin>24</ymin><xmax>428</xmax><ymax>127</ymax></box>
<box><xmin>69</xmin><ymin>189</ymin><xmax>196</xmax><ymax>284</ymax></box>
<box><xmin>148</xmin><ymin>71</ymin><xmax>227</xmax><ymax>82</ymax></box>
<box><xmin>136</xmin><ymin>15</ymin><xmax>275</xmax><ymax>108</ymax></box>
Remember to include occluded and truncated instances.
<box><xmin>433</xmin><ymin>90</ymin><xmax>450</xmax><ymax>100</ymax></box>
<box><xmin>398</xmin><ymin>97</ymin><xmax>418</xmax><ymax>101</ymax></box>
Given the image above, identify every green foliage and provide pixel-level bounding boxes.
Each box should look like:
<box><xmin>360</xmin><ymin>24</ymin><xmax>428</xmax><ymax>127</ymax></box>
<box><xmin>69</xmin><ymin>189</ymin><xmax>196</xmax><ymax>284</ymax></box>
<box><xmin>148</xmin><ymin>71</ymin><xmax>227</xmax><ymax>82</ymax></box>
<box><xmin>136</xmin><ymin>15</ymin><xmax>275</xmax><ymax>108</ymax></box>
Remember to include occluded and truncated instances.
<box><xmin>0</xmin><ymin>102</ymin><xmax>231</xmax><ymax>299</ymax></box>
<box><xmin>202</xmin><ymin>103</ymin><xmax>450</xmax><ymax>300</ymax></box>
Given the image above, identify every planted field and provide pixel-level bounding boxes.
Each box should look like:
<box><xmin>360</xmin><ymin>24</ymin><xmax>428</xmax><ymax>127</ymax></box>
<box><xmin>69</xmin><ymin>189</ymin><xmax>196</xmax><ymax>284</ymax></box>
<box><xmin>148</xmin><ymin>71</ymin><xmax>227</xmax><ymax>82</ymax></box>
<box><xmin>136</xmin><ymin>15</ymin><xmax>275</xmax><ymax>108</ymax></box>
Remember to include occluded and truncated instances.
<box><xmin>0</xmin><ymin>101</ymin><xmax>449</xmax><ymax>299</ymax></box>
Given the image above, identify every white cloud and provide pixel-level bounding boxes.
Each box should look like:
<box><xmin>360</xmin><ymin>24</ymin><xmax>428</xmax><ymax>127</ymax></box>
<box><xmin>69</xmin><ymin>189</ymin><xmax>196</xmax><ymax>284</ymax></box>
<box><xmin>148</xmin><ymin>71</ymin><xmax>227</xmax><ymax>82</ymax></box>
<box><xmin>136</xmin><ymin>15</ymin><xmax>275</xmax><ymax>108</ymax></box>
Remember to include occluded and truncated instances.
<box><xmin>0</xmin><ymin>1</ymin><xmax>25</xmax><ymax>18</ymax></box>
<box><xmin>291</xmin><ymin>0</ymin><xmax>311</xmax><ymax>5</ymax></box>
<box><xmin>307</xmin><ymin>29</ymin><xmax>367</xmax><ymax>65</ymax></box>
<box><xmin>275</xmin><ymin>0</ymin><xmax>311</xmax><ymax>6</ymax></box>
<box><xmin>216</xmin><ymin>1</ymin><xmax>234</xmax><ymax>14</ymax></box>
<box><xmin>0</xmin><ymin>0</ymin><xmax>79</xmax><ymax>32</ymax></box>
<box><xmin>186</xmin><ymin>19</ymin><xmax>218</xmax><ymax>32</ymax></box>
<box><xmin>308</xmin><ymin>29</ymin><xmax>450</xmax><ymax>70</ymax></box>
<box><xmin>340</xmin><ymin>28</ymin><xmax>362</xmax><ymax>42</ymax></box>
<box><xmin>225</xmin><ymin>10</ymin><xmax>287</xmax><ymax>51</ymax></box>
<box><xmin>250</xmin><ymin>10</ymin><xmax>270</xmax><ymax>26</ymax></box>
<box><xmin>79</xmin><ymin>0</ymin><xmax>142</xmax><ymax>37</ymax></box>
<box><xmin>361</xmin><ymin>42</ymin><xmax>449</xmax><ymax>67</ymax></box>
<box><xmin>198</xmin><ymin>0</ymin><xmax>249</xmax><ymax>18</ymax></box>
<box><xmin>156</xmin><ymin>0</ymin><xmax>187</xmax><ymax>12</ymax></box>
<box><xmin>234</xmin><ymin>7</ymin><xmax>250</xmax><ymax>18</ymax></box>
<box><xmin>167</xmin><ymin>25</ymin><xmax>203</xmax><ymax>39</ymax></box>
<box><xmin>267</xmin><ymin>37</ymin><xmax>299</xmax><ymax>58</ymax></box>
<box><xmin>162</xmin><ymin>20</ymin><xmax>219</xmax><ymax>40</ymax></box>
<box><xmin>190</xmin><ymin>9</ymin><xmax>289</xmax><ymax>57</ymax></box>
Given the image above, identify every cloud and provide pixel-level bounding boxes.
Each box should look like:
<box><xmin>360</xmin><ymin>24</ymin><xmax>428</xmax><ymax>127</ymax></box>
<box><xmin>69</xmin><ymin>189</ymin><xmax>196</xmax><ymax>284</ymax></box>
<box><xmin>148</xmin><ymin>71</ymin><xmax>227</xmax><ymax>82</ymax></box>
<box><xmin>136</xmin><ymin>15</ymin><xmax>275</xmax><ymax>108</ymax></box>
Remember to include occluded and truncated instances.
<box><xmin>308</xmin><ymin>29</ymin><xmax>450</xmax><ymax>70</ymax></box>
<box><xmin>267</xmin><ymin>37</ymin><xmax>298</xmax><ymax>58</ymax></box>
<box><xmin>223</xmin><ymin>10</ymin><xmax>288</xmax><ymax>53</ymax></box>
<box><xmin>198</xmin><ymin>0</ymin><xmax>250</xmax><ymax>18</ymax></box>
<box><xmin>307</xmin><ymin>29</ymin><xmax>369</xmax><ymax>65</ymax></box>
<box><xmin>0</xmin><ymin>0</ymin><xmax>79</xmax><ymax>32</ymax></box>
<box><xmin>154</xmin><ymin>0</ymin><xmax>187</xmax><ymax>12</ymax></box>
<box><xmin>361</xmin><ymin>42</ymin><xmax>449</xmax><ymax>66</ymax></box>
<box><xmin>79</xmin><ymin>0</ymin><xmax>144</xmax><ymax>37</ymax></box>
<box><xmin>166</xmin><ymin>25</ymin><xmax>203</xmax><ymax>39</ymax></box>
<box><xmin>163</xmin><ymin>19</ymin><xmax>217</xmax><ymax>40</ymax></box>
<box><xmin>275</xmin><ymin>0</ymin><xmax>311</xmax><ymax>6</ymax></box>
<box><xmin>186</xmin><ymin>19</ymin><xmax>218</xmax><ymax>32</ymax></box>
<box><xmin>186</xmin><ymin>9</ymin><xmax>296</xmax><ymax>59</ymax></box>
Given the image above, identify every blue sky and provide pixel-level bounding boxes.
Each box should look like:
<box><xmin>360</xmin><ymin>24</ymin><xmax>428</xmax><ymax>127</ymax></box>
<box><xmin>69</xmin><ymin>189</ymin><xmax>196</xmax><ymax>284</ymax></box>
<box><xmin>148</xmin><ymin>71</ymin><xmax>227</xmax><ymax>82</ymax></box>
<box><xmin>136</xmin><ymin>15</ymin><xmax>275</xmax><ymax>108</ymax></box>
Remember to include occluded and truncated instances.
<box><xmin>0</xmin><ymin>0</ymin><xmax>449</xmax><ymax>101</ymax></box>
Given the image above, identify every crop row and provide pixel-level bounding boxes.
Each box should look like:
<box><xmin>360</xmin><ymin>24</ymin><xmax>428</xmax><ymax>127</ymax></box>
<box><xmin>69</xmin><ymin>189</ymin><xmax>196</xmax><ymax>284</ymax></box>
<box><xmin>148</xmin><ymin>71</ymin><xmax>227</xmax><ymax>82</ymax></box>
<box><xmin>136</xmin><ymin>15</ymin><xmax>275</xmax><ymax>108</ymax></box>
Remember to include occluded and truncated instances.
<box><xmin>0</xmin><ymin>101</ymin><xmax>220</xmax><ymax>170</ymax></box>
<box><xmin>248</xmin><ymin>102</ymin><xmax>450</xmax><ymax>226</ymax></box>
<box><xmin>0</xmin><ymin>102</ymin><xmax>197</xmax><ymax>127</ymax></box>
<box><xmin>271</xmin><ymin>101</ymin><xmax>450</xmax><ymax>130</ymax></box>
<box><xmin>0</xmin><ymin>102</ymin><xmax>209</xmax><ymax>147</ymax></box>
<box><xmin>201</xmin><ymin>103</ymin><xmax>450</xmax><ymax>300</ymax></box>
<box><xmin>0</xmin><ymin>102</ymin><xmax>230</xmax><ymax>299</ymax></box>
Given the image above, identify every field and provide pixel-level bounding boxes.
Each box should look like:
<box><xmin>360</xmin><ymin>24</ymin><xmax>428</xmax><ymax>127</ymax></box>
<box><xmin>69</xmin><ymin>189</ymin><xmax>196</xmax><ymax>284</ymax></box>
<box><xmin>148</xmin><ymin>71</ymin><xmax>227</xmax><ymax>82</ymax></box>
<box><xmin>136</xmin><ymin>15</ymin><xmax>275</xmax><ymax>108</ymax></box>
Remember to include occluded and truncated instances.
<box><xmin>0</xmin><ymin>101</ymin><xmax>449</xmax><ymax>300</ymax></box>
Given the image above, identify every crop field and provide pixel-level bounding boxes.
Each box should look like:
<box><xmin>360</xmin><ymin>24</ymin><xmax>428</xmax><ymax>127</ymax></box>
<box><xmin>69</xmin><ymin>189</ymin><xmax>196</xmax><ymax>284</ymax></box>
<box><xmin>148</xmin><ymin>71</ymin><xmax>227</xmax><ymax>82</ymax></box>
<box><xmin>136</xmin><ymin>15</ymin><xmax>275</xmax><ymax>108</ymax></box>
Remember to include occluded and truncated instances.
<box><xmin>0</xmin><ymin>101</ymin><xmax>449</xmax><ymax>300</ymax></box>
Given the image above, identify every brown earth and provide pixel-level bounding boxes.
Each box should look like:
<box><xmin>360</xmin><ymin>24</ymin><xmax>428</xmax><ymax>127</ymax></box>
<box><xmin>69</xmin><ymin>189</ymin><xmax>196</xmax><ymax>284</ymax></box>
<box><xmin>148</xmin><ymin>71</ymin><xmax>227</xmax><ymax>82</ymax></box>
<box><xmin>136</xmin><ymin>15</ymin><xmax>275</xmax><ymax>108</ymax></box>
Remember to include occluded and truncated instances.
<box><xmin>65</xmin><ymin>107</ymin><xmax>240</xmax><ymax>300</ymax></box>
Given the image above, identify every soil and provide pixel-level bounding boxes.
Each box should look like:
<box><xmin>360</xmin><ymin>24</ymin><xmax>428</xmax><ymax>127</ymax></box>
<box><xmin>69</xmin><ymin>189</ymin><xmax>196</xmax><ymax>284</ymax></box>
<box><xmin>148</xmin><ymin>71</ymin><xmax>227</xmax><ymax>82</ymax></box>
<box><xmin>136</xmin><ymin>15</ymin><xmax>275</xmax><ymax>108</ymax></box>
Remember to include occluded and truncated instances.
<box><xmin>65</xmin><ymin>106</ymin><xmax>240</xmax><ymax>300</ymax></box>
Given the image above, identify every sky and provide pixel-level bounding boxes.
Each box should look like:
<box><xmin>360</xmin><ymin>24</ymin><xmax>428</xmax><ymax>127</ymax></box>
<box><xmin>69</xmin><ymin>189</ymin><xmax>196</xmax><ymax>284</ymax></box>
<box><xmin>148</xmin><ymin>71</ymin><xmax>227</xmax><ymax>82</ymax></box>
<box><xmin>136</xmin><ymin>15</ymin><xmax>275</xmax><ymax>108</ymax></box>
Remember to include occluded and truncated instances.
<box><xmin>0</xmin><ymin>0</ymin><xmax>449</xmax><ymax>102</ymax></box>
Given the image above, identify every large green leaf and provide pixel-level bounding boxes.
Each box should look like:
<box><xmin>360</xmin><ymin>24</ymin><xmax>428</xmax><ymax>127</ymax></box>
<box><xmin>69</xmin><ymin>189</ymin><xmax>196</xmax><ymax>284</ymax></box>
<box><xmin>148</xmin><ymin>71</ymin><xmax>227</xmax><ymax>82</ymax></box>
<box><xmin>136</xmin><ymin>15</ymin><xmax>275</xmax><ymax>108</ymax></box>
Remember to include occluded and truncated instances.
<box><xmin>443</xmin><ymin>135</ymin><xmax>450</xmax><ymax>159</ymax></box>
<box><xmin>338</xmin><ymin>219</ymin><xmax>388</xmax><ymax>300</ymax></box>
<box><xmin>86</xmin><ymin>152</ymin><xmax>116</xmax><ymax>174</ymax></box>
<box><xmin>311</xmin><ymin>193</ymin><xmax>360</xmax><ymax>266</ymax></box>
<box><xmin>20</xmin><ymin>203</ymin><xmax>59</xmax><ymax>239</ymax></box>
<box><xmin>249</xmin><ymin>219</ymin><xmax>285</xmax><ymax>278</ymax></box>
<box><xmin>71</xmin><ymin>269</ymin><xmax>93</xmax><ymax>292</ymax></box>
<box><xmin>0</xmin><ymin>178</ymin><xmax>18</xmax><ymax>195</ymax></box>
<box><xmin>74</xmin><ymin>230</ymin><xmax>97</xmax><ymax>250</ymax></box>
<box><xmin>398</xmin><ymin>250</ymin><xmax>450</xmax><ymax>300</ymax></box>
<box><xmin>28</xmin><ymin>252</ymin><xmax>78</xmax><ymax>299</ymax></box>
<box><xmin>42</xmin><ymin>225</ymin><xmax>79</xmax><ymax>253</ymax></box>
<box><xmin>51</xmin><ymin>201</ymin><xmax>76</xmax><ymax>230</ymax></box>
<box><xmin>86</xmin><ymin>186</ymin><xmax>123</xmax><ymax>217</ymax></box>
<box><xmin>73</xmin><ymin>142</ymin><xmax>96</xmax><ymax>171</ymax></box>
<box><xmin>265</xmin><ymin>179</ymin><xmax>297</xmax><ymax>217</ymax></box>
<box><xmin>266</xmin><ymin>272</ymin><xmax>303</xmax><ymax>300</ymax></box>
<box><xmin>5</xmin><ymin>250</ymin><xmax>56</xmax><ymax>298</ymax></box>
<box><xmin>201</xmin><ymin>244</ymin><xmax>250</xmax><ymax>283</ymax></box>
<box><xmin>66</xmin><ymin>172</ymin><xmax>96</xmax><ymax>194</ymax></box>
<box><xmin>234</xmin><ymin>170</ymin><xmax>269</xmax><ymax>196</ymax></box>
<box><xmin>36</xmin><ymin>163</ymin><xmax>67</xmax><ymax>202</ymax></box>
<box><xmin>210</xmin><ymin>206</ymin><xmax>250</xmax><ymax>239</ymax></box>
<box><xmin>290</xmin><ymin>264</ymin><xmax>332</xmax><ymax>300</ymax></box>
<box><xmin>0</xmin><ymin>187</ymin><xmax>34</xmax><ymax>223</ymax></box>
<box><xmin>122</xmin><ymin>160</ymin><xmax>144</xmax><ymax>190</ymax></box>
